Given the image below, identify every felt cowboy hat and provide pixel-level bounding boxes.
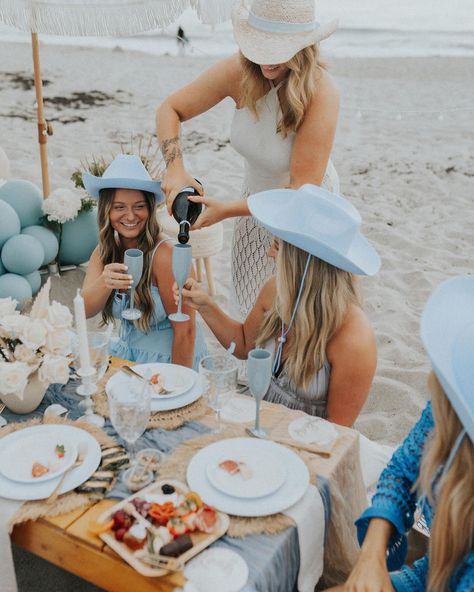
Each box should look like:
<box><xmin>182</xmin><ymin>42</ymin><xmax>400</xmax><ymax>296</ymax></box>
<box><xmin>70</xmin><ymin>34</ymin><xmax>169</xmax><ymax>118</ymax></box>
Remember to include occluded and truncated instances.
<box><xmin>421</xmin><ymin>276</ymin><xmax>474</xmax><ymax>442</ymax></box>
<box><xmin>82</xmin><ymin>154</ymin><xmax>163</xmax><ymax>202</ymax></box>
<box><xmin>247</xmin><ymin>183</ymin><xmax>381</xmax><ymax>276</ymax></box>
<box><xmin>232</xmin><ymin>0</ymin><xmax>338</xmax><ymax>65</ymax></box>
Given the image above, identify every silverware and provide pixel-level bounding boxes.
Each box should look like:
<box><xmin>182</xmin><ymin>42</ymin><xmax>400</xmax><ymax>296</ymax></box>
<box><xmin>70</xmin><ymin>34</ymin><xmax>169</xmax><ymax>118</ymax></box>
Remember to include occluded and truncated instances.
<box><xmin>121</xmin><ymin>365</ymin><xmax>173</xmax><ymax>395</ymax></box>
<box><xmin>140</xmin><ymin>554</ymin><xmax>185</xmax><ymax>572</ymax></box>
<box><xmin>245</xmin><ymin>427</ymin><xmax>330</xmax><ymax>457</ymax></box>
<box><xmin>0</xmin><ymin>403</ymin><xmax>5</xmax><ymax>415</ymax></box>
<box><xmin>46</xmin><ymin>443</ymin><xmax>87</xmax><ymax>504</ymax></box>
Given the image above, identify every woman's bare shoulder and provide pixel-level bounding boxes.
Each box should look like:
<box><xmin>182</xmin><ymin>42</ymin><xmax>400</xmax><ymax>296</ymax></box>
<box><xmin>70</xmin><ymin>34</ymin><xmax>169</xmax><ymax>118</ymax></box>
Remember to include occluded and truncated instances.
<box><xmin>328</xmin><ymin>304</ymin><xmax>375</xmax><ymax>356</ymax></box>
<box><xmin>312</xmin><ymin>66</ymin><xmax>339</xmax><ymax>103</ymax></box>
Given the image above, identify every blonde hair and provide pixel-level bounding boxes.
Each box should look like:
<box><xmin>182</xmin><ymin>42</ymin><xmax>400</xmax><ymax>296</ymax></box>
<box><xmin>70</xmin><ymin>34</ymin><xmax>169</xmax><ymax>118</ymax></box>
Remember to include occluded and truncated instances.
<box><xmin>418</xmin><ymin>372</ymin><xmax>474</xmax><ymax>591</ymax></box>
<box><xmin>256</xmin><ymin>240</ymin><xmax>360</xmax><ymax>389</ymax></box>
<box><xmin>97</xmin><ymin>188</ymin><xmax>160</xmax><ymax>333</ymax></box>
<box><xmin>239</xmin><ymin>45</ymin><xmax>324</xmax><ymax>138</ymax></box>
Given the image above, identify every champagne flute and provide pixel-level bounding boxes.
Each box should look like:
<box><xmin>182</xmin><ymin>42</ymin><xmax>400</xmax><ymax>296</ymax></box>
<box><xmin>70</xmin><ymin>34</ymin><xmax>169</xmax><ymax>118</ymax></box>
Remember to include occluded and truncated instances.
<box><xmin>199</xmin><ymin>354</ymin><xmax>238</xmax><ymax>433</ymax></box>
<box><xmin>247</xmin><ymin>348</ymin><xmax>273</xmax><ymax>438</ymax></box>
<box><xmin>169</xmin><ymin>243</ymin><xmax>192</xmax><ymax>322</ymax></box>
<box><xmin>122</xmin><ymin>248</ymin><xmax>143</xmax><ymax>321</ymax></box>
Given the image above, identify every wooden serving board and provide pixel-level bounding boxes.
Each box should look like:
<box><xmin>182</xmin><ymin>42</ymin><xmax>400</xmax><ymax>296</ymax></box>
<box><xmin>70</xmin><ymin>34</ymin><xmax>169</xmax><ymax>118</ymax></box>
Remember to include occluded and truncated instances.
<box><xmin>99</xmin><ymin>479</ymin><xmax>230</xmax><ymax>578</ymax></box>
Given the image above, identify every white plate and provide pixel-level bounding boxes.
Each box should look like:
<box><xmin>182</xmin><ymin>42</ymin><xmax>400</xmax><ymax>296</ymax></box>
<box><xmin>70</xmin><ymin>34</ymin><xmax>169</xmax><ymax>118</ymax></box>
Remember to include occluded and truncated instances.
<box><xmin>0</xmin><ymin>432</ymin><xmax>77</xmax><ymax>484</ymax></box>
<box><xmin>288</xmin><ymin>416</ymin><xmax>339</xmax><ymax>447</ymax></box>
<box><xmin>0</xmin><ymin>425</ymin><xmax>101</xmax><ymax>501</ymax></box>
<box><xmin>117</xmin><ymin>363</ymin><xmax>196</xmax><ymax>399</ymax></box>
<box><xmin>187</xmin><ymin>438</ymin><xmax>309</xmax><ymax>517</ymax></box>
<box><xmin>184</xmin><ymin>548</ymin><xmax>249</xmax><ymax>592</ymax></box>
<box><xmin>205</xmin><ymin>443</ymin><xmax>286</xmax><ymax>499</ymax></box>
<box><xmin>106</xmin><ymin>364</ymin><xmax>204</xmax><ymax>412</ymax></box>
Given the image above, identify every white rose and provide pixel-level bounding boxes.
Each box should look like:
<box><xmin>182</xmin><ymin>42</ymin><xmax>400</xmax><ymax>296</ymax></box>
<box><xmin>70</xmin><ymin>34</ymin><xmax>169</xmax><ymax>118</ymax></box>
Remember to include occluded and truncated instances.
<box><xmin>43</xmin><ymin>188</ymin><xmax>82</xmax><ymax>223</ymax></box>
<box><xmin>45</xmin><ymin>328</ymin><xmax>72</xmax><ymax>356</ymax></box>
<box><xmin>0</xmin><ymin>361</ymin><xmax>29</xmax><ymax>396</ymax></box>
<box><xmin>47</xmin><ymin>301</ymin><xmax>73</xmax><ymax>330</ymax></box>
<box><xmin>20</xmin><ymin>319</ymin><xmax>48</xmax><ymax>350</ymax></box>
<box><xmin>0</xmin><ymin>297</ymin><xmax>19</xmax><ymax>317</ymax></box>
<box><xmin>14</xmin><ymin>343</ymin><xmax>40</xmax><ymax>367</ymax></box>
<box><xmin>39</xmin><ymin>354</ymin><xmax>70</xmax><ymax>385</ymax></box>
<box><xmin>0</xmin><ymin>314</ymin><xmax>29</xmax><ymax>337</ymax></box>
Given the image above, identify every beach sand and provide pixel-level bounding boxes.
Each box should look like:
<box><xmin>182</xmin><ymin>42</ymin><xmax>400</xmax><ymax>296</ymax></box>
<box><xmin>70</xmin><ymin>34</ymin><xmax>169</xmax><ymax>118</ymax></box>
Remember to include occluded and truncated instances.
<box><xmin>1</xmin><ymin>42</ymin><xmax>473</xmax><ymax>448</ymax></box>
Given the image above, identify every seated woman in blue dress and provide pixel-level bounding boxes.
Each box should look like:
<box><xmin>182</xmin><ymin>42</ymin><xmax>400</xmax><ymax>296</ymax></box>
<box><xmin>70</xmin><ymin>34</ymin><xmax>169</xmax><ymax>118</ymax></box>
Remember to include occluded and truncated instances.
<box><xmin>326</xmin><ymin>276</ymin><xmax>474</xmax><ymax>591</ymax></box>
<box><xmin>81</xmin><ymin>154</ymin><xmax>207</xmax><ymax>369</ymax></box>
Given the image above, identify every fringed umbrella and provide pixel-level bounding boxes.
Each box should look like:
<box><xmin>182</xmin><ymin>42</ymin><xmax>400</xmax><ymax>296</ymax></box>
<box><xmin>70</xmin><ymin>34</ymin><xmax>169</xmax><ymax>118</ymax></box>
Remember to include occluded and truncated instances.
<box><xmin>0</xmin><ymin>0</ymin><xmax>233</xmax><ymax>197</ymax></box>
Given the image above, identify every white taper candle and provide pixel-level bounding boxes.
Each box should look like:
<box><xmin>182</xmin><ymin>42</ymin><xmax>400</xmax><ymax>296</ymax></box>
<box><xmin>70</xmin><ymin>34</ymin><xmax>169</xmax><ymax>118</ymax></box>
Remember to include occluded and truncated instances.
<box><xmin>73</xmin><ymin>288</ymin><xmax>91</xmax><ymax>372</ymax></box>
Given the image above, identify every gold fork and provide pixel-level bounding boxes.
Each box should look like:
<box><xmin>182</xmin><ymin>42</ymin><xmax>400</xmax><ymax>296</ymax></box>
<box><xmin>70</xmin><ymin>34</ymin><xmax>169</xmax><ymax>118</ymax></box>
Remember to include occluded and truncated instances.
<box><xmin>0</xmin><ymin>404</ymin><xmax>5</xmax><ymax>414</ymax></box>
<box><xmin>46</xmin><ymin>443</ymin><xmax>87</xmax><ymax>505</ymax></box>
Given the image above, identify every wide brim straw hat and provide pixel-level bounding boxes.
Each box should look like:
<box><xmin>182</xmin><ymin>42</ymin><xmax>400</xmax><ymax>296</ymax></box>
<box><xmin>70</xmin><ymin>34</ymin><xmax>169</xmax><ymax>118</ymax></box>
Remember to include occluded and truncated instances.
<box><xmin>83</xmin><ymin>154</ymin><xmax>163</xmax><ymax>202</ymax></box>
<box><xmin>232</xmin><ymin>0</ymin><xmax>338</xmax><ymax>65</ymax></box>
<box><xmin>247</xmin><ymin>184</ymin><xmax>380</xmax><ymax>276</ymax></box>
<box><xmin>421</xmin><ymin>276</ymin><xmax>474</xmax><ymax>442</ymax></box>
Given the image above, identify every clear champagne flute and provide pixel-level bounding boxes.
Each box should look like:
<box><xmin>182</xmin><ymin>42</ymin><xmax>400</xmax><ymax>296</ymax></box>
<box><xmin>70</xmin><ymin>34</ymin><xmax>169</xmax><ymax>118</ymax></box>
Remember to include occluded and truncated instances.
<box><xmin>169</xmin><ymin>243</ymin><xmax>193</xmax><ymax>322</ymax></box>
<box><xmin>122</xmin><ymin>248</ymin><xmax>143</xmax><ymax>321</ymax></box>
<box><xmin>247</xmin><ymin>348</ymin><xmax>273</xmax><ymax>438</ymax></box>
<box><xmin>199</xmin><ymin>354</ymin><xmax>238</xmax><ymax>433</ymax></box>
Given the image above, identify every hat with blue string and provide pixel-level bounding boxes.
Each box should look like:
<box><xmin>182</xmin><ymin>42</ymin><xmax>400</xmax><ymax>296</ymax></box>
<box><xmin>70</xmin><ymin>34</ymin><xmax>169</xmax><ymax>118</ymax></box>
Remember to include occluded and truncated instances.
<box><xmin>83</xmin><ymin>154</ymin><xmax>163</xmax><ymax>202</ymax></box>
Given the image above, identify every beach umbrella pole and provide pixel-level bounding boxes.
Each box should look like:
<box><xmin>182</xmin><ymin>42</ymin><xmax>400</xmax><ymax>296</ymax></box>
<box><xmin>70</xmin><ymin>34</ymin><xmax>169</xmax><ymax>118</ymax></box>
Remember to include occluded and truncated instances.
<box><xmin>31</xmin><ymin>32</ymin><xmax>51</xmax><ymax>198</ymax></box>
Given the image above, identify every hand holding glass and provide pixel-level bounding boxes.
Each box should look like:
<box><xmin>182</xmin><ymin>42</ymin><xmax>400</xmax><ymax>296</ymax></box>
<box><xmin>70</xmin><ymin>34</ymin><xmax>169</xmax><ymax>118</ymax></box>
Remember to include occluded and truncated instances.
<box><xmin>247</xmin><ymin>348</ymin><xmax>273</xmax><ymax>438</ymax></box>
<box><xmin>122</xmin><ymin>248</ymin><xmax>143</xmax><ymax>321</ymax></box>
<box><xmin>169</xmin><ymin>243</ymin><xmax>193</xmax><ymax>322</ymax></box>
<box><xmin>199</xmin><ymin>354</ymin><xmax>238</xmax><ymax>433</ymax></box>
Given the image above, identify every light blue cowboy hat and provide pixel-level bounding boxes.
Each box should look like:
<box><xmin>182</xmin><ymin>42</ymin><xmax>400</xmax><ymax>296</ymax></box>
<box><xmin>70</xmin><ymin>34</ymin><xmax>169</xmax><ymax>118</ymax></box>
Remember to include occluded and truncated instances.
<box><xmin>421</xmin><ymin>276</ymin><xmax>474</xmax><ymax>442</ymax></box>
<box><xmin>82</xmin><ymin>154</ymin><xmax>163</xmax><ymax>202</ymax></box>
<box><xmin>247</xmin><ymin>184</ymin><xmax>381</xmax><ymax>276</ymax></box>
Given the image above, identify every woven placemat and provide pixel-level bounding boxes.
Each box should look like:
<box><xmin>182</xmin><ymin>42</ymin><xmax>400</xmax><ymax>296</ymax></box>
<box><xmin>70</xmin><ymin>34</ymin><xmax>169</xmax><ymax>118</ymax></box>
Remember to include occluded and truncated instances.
<box><xmin>94</xmin><ymin>362</ymin><xmax>208</xmax><ymax>430</ymax></box>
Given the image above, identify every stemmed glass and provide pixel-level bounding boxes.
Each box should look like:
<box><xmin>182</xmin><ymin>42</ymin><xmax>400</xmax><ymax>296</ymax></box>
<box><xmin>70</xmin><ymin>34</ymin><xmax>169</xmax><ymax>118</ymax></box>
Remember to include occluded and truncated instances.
<box><xmin>169</xmin><ymin>243</ymin><xmax>192</xmax><ymax>322</ymax></box>
<box><xmin>199</xmin><ymin>354</ymin><xmax>238</xmax><ymax>433</ymax></box>
<box><xmin>107</xmin><ymin>377</ymin><xmax>151</xmax><ymax>485</ymax></box>
<box><xmin>247</xmin><ymin>348</ymin><xmax>273</xmax><ymax>438</ymax></box>
<box><xmin>122</xmin><ymin>248</ymin><xmax>143</xmax><ymax>321</ymax></box>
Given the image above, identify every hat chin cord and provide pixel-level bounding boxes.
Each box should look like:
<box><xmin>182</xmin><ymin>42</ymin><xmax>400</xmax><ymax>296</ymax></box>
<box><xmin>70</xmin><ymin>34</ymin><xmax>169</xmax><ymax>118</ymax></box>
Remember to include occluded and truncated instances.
<box><xmin>272</xmin><ymin>253</ymin><xmax>312</xmax><ymax>375</ymax></box>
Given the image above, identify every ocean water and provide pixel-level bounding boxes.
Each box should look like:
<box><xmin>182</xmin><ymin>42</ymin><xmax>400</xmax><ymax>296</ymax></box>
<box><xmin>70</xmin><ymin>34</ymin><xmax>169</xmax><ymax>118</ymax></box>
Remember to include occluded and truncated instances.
<box><xmin>0</xmin><ymin>1</ymin><xmax>473</xmax><ymax>58</ymax></box>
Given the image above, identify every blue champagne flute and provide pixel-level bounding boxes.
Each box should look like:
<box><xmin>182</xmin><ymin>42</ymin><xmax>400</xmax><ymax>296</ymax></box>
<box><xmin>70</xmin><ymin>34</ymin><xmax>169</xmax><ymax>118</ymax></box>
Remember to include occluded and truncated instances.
<box><xmin>122</xmin><ymin>248</ymin><xmax>144</xmax><ymax>321</ymax></box>
<box><xmin>247</xmin><ymin>348</ymin><xmax>273</xmax><ymax>438</ymax></box>
<box><xmin>169</xmin><ymin>243</ymin><xmax>192</xmax><ymax>322</ymax></box>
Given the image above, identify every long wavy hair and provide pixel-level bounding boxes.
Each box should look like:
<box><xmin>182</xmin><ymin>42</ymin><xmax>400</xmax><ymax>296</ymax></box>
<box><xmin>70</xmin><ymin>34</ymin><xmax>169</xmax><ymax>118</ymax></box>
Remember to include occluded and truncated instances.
<box><xmin>417</xmin><ymin>372</ymin><xmax>474</xmax><ymax>591</ymax></box>
<box><xmin>256</xmin><ymin>240</ymin><xmax>360</xmax><ymax>389</ymax></box>
<box><xmin>97</xmin><ymin>188</ymin><xmax>160</xmax><ymax>333</ymax></box>
<box><xmin>239</xmin><ymin>45</ymin><xmax>324</xmax><ymax>138</ymax></box>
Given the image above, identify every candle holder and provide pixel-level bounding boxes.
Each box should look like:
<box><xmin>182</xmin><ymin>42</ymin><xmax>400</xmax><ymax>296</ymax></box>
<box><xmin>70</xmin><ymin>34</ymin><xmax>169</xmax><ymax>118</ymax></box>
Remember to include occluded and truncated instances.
<box><xmin>76</xmin><ymin>366</ymin><xmax>104</xmax><ymax>427</ymax></box>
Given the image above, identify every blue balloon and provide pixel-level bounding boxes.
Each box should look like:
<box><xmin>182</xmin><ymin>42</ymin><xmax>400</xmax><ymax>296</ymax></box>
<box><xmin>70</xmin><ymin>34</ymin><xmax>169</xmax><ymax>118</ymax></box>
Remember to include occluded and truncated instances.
<box><xmin>0</xmin><ymin>258</ymin><xmax>5</xmax><ymax>275</ymax></box>
<box><xmin>0</xmin><ymin>273</ymin><xmax>32</xmax><ymax>309</ymax></box>
<box><xmin>24</xmin><ymin>270</ymin><xmax>42</xmax><ymax>295</ymax></box>
<box><xmin>0</xmin><ymin>200</ymin><xmax>21</xmax><ymax>248</ymax></box>
<box><xmin>1</xmin><ymin>235</ymin><xmax>44</xmax><ymax>275</ymax></box>
<box><xmin>22</xmin><ymin>225</ymin><xmax>59</xmax><ymax>266</ymax></box>
<box><xmin>59</xmin><ymin>208</ymin><xmax>98</xmax><ymax>265</ymax></box>
<box><xmin>0</xmin><ymin>179</ymin><xmax>43</xmax><ymax>228</ymax></box>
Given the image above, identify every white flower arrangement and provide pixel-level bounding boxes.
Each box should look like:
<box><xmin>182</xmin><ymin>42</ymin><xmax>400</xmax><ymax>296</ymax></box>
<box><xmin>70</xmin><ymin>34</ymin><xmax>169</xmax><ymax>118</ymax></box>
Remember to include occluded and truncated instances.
<box><xmin>0</xmin><ymin>279</ymin><xmax>72</xmax><ymax>399</ymax></box>
<box><xmin>42</xmin><ymin>187</ymin><xmax>83</xmax><ymax>224</ymax></box>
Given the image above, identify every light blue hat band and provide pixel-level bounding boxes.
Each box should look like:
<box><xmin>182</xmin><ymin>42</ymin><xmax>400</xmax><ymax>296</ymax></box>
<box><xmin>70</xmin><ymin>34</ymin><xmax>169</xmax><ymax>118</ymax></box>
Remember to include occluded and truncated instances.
<box><xmin>249</xmin><ymin>10</ymin><xmax>319</xmax><ymax>33</ymax></box>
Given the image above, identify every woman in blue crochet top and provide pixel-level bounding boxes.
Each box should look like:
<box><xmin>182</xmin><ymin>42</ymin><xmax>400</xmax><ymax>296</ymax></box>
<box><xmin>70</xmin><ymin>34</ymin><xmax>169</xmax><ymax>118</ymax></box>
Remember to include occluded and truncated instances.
<box><xmin>326</xmin><ymin>276</ymin><xmax>474</xmax><ymax>592</ymax></box>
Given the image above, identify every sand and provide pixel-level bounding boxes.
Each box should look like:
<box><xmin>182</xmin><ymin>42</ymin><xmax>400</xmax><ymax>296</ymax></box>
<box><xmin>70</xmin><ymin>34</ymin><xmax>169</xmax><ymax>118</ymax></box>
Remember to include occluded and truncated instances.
<box><xmin>1</xmin><ymin>42</ymin><xmax>473</xmax><ymax>445</ymax></box>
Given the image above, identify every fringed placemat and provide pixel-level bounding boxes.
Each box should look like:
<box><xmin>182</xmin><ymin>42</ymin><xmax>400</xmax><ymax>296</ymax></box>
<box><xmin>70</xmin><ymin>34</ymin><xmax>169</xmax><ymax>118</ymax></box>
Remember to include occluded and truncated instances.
<box><xmin>1</xmin><ymin>416</ymin><xmax>119</xmax><ymax>529</ymax></box>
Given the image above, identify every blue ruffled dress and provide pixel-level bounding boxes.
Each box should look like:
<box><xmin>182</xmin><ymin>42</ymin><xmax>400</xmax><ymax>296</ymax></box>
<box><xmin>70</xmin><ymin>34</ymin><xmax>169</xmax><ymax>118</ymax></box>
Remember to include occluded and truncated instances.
<box><xmin>110</xmin><ymin>285</ymin><xmax>207</xmax><ymax>372</ymax></box>
<box><xmin>356</xmin><ymin>402</ymin><xmax>474</xmax><ymax>591</ymax></box>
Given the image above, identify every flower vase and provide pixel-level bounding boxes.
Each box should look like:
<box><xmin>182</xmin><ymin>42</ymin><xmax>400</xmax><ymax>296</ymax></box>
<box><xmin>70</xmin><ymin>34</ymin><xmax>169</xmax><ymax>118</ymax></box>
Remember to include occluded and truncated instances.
<box><xmin>0</xmin><ymin>371</ymin><xmax>49</xmax><ymax>414</ymax></box>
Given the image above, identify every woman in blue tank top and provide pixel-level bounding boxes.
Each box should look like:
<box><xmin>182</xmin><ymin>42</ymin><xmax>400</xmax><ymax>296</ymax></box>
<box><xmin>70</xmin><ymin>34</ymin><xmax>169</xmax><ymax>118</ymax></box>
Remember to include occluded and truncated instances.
<box><xmin>81</xmin><ymin>154</ymin><xmax>207</xmax><ymax>370</ymax></box>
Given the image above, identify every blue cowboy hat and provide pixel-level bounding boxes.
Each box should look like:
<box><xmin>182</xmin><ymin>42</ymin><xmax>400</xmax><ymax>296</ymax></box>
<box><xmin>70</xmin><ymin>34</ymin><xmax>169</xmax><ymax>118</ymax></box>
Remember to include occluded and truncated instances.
<box><xmin>82</xmin><ymin>154</ymin><xmax>163</xmax><ymax>202</ymax></box>
<box><xmin>247</xmin><ymin>184</ymin><xmax>380</xmax><ymax>276</ymax></box>
<box><xmin>421</xmin><ymin>276</ymin><xmax>474</xmax><ymax>442</ymax></box>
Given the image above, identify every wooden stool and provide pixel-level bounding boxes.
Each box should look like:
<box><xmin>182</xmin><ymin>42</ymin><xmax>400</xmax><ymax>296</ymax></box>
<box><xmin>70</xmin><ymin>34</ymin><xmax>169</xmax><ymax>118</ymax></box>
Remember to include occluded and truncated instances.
<box><xmin>156</xmin><ymin>208</ymin><xmax>223</xmax><ymax>296</ymax></box>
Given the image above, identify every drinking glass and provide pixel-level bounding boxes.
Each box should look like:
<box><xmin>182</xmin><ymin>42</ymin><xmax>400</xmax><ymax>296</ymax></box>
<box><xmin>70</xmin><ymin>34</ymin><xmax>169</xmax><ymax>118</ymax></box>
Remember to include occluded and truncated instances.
<box><xmin>199</xmin><ymin>354</ymin><xmax>238</xmax><ymax>433</ymax></box>
<box><xmin>122</xmin><ymin>248</ymin><xmax>144</xmax><ymax>321</ymax></box>
<box><xmin>169</xmin><ymin>243</ymin><xmax>192</xmax><ymax>322</ymax></box>
<box><xmin>247</xmin><ymin>348</ymin><xmax>273</xmax><ymax>438</ymax></box>
<box><xmin>107</xmin><ymin>377</ymin><xmax>151</xmax><ymax>484</ymax></box>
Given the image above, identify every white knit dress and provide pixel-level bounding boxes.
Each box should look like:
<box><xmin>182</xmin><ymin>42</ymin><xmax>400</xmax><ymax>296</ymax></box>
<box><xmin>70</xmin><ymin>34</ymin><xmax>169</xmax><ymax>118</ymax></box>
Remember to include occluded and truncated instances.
<box><xmin>230</xmin><ymin>82</ymin><xmax>340</xmax><ymax>317</ymax></box>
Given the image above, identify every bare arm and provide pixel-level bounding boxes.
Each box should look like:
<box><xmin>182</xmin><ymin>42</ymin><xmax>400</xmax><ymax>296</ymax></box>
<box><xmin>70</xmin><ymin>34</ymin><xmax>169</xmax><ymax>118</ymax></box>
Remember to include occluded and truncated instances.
<box><xmin>325</xmin><ymin>305</ymin><xmax>377</xmax><ymax>426</ymax></box>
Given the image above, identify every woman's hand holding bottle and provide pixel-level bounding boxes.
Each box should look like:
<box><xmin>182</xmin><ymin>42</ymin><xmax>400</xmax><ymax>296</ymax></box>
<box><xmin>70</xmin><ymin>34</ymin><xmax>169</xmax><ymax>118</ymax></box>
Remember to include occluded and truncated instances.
<box><xmin>187</xmin><ymin>194</ymin><xmax>230</xmax><ymax>230</ymax></box>
<box><xmin>162</xmin><ymin>166</ymin><xmax>203</xmax><ymax>214</ymax></box>
<box><xmin>172</xmin><ymin>278</ymin><xmax>211</xmax><ymax>311</ymax></box>
<box><xmin>101</xmin><ymin>263</ymin><xmax>132</xmax><ymax>291</ymax></box>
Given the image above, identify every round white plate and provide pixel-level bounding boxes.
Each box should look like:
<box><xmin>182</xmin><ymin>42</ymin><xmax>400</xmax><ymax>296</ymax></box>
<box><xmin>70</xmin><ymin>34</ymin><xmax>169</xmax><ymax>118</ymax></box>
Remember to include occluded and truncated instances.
<box><xmin>288</xmin><ymin>416</ymin><xmax>338</xmax><ymax>446</ymax></box>
<box><xmin>0</xmin><ymin>425</ymin><xmax>101</xmax><ymax>501</ymax></box>
<box><xmin>0</xmin><ymin>432</ymin><xmax>77</xmax><ymax>484</ymax></box>
<box><xmin>187</xmin><ymin>438</ymin><xmax>309</xmax><ymax>517</ymax></box>
<box><xmin>106</xmin><ymin>364</ymin><xmax>204</xmax><ymax>412</ymax></box>
<box><xmin>184</xmin><ymin>548</ymin><xmax>249</xmax><ymax>592</ymax></box>
<box><xmin>205</xmin><ymin>443</ymin><xmax>286</xmax><ymax>499</ymax></box>
<box><xmin>120</xmin><ymin>363</ymin><xmax>196</xmax><ymax>399</ymax></box>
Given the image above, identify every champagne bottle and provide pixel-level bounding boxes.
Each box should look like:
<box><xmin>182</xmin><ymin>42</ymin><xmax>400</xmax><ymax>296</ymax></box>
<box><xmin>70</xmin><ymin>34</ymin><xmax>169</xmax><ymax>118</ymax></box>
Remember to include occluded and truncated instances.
<box><xmin>171</xmin><ymin>181</ymin><xmax>203</xmax><ymax>244</ymax></box>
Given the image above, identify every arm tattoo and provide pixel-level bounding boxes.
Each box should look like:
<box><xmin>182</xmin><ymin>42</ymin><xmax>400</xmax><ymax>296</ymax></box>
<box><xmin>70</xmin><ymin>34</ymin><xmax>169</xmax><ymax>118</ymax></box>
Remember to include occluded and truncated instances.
<box><xmin>161</xmin><ymin>136</ymin><xmax>183</xmax><ymax>167</ymax></box>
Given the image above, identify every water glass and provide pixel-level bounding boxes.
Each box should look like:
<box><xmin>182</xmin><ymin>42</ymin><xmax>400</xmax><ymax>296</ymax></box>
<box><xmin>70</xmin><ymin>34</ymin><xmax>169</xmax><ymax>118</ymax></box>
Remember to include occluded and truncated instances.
<box><xmin>199</xmin><ymin>354</ymin><xmax>238</xmax><ymax>433</ymax></box>
<box><xmin>122</xmin><ymin>248</ymin><xmax>144</xmax><ymax>321</ymax></box>
<box><xmin>247</xmin><ymin>348</ymin><xmax>273</xmax><ymax>438</ymax></box>
<box><xmin>169</xmin><ymin>243</ymin><xmax>193</xmax><ymax>322</ymax></box>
